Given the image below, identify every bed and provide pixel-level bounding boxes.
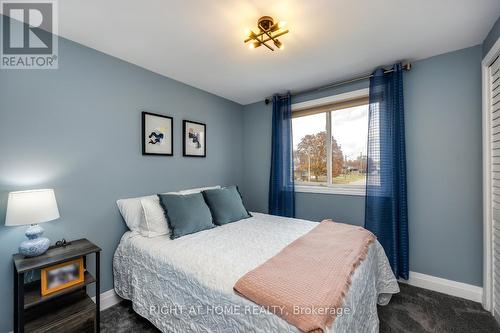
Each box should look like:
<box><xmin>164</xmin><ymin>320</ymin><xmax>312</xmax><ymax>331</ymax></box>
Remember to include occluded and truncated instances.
<box><xmin>113</xmin><ymin>212</ymin><xmax>399</xmax><ymax>333</ymax></box>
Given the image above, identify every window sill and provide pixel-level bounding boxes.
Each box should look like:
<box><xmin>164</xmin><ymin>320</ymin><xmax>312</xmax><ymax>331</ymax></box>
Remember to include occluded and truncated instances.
<box><xmin>295</xmin><ymin>185</ymin><xmax>366</xmax><ymax>196</ymax></box>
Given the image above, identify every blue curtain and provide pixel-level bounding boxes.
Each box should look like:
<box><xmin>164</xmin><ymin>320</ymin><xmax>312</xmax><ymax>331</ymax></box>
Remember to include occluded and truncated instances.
<box><xmin>365</xmin><ymin>63</ymin><xmax>409</xmax><ymax>279</ymax></box>
<box><xmin>269</xmin><ymin>93</ymin><xmax>295</xmax><ymax>217</ymax></box>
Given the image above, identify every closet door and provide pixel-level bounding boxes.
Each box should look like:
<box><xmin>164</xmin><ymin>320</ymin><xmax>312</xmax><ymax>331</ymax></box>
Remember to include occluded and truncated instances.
<box><xmin>491</xmin><ymin>54</ymin><xmax>500</xmax><ymax>319</ymax></box>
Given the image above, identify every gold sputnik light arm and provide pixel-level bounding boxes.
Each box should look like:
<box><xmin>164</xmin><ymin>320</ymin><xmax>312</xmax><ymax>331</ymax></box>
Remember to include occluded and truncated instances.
<box><xmin>251</xmin><ymin>31</ymin><xmax>274</xmax><ymax>51</ymax></box>
<box><xmin>260</xmin><ymin>37</ymin><xmax>274</xmax><ymax>51</ymax></box>
<box><xmin>245</xmin><ymin>29</ymin><xmax>289</xmax><ymax>44</ymax></box>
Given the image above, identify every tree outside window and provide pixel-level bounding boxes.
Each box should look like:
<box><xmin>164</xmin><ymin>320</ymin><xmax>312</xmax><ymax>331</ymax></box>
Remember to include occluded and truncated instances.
<box><xmin>292</xmin><ymin>104</ymin><xmax>368</xmax><ymax>188</ymax></box>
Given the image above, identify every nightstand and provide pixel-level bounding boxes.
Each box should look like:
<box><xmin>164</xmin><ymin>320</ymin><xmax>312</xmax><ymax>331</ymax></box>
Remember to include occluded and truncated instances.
<box><xmin>12</xmin><ymin>239</ymin><xmax>101</xmax><ymax>333</ymax></box>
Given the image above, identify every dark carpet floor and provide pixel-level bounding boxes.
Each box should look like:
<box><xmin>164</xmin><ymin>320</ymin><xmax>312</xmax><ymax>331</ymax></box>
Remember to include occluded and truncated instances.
<box><xmin>101</xmin><ymin>283</ymin><xmax>500</xmax><ymax>332</ymax></box>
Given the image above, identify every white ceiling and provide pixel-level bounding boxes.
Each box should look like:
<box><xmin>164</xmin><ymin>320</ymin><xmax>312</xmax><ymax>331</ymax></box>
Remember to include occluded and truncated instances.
<box><xmin>49</xmin><ymin>1</ymin><xmax>500</xmax><ymax>104</ymax></box>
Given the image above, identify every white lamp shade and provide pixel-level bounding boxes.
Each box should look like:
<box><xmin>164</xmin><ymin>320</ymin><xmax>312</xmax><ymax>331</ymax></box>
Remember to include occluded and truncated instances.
<box><xmin>5</xmin><ymin>189</ymin><xmax>60</xmax><ymax>226</ymax></box>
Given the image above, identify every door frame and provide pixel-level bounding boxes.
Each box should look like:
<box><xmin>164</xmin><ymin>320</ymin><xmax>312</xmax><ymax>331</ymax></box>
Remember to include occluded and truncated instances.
<box><xmin>482</xmin><ymin>36</ymin><xmax>500</xmax><ymax>313</ymax></box>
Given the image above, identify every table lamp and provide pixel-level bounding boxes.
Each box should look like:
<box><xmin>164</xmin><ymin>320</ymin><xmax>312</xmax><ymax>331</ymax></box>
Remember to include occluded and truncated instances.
<box><xmin>5</xmin><ymin>189</ymin><xmax>60</xmax><ymax>257</ymax></box>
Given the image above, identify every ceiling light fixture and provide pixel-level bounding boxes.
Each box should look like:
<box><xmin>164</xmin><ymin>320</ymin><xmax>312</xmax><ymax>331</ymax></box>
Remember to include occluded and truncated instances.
<box><xmin>244</xmin><ymin>16</ymin><xmax>289</xmax><ymax>52</ymax></box>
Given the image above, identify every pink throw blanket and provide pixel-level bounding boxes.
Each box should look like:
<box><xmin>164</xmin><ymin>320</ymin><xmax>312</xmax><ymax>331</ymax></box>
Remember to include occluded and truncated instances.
<box><xmin>233</xmin><ymin>220</ymin><xmax>376</xmax><ymax>333</ymax></box>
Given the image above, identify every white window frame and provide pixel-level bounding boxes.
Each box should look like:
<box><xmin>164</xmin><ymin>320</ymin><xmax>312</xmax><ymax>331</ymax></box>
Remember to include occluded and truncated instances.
<box><xmin>292</xmin><ymin>88</ymin><xmax>369</xmax><ymax>196</ymax></box>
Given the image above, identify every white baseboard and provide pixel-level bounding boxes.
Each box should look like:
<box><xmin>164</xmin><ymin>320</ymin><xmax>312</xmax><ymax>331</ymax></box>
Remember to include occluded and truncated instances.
<box><xmin>91</xmin><ymin>288</ymin><xmax>122</xmax><ymax>311</ymax></box>
<box><xmin>495</xmin><ymin>309</ymin><xmax>500</xmax><ymax>325</ymax></box>
<box><xmin>400</xmin><ymin>271</ymin><xmax>483</xmax><ymax>303</ymax></box>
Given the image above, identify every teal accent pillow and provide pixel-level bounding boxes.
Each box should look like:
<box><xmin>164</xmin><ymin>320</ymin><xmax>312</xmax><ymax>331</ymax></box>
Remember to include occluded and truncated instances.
<box><xmin>158</xmin><ymin>193</ymin><xmax>214</xmax><ymax>239</ymax></box>
<box><xmin>202</xmin><ymin>186</ymin><xmax>251</xmax><ymax>225</ymax></box>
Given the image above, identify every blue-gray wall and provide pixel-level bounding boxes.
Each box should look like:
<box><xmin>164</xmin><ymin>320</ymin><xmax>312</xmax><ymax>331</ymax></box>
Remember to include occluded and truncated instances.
<box><xmin>241</xmin><ymin>45</ymin><xmax>483</xmax><ymax>286</ymax></box>
<box><xmin>0</xmin><ymin>37</ymin><xmax>244</xmax><ymax>332</ymax></box>
<box><xmin>483</xmin><ymin>15</ymin><xmax>500</xmax><ymax>57</ymax></box>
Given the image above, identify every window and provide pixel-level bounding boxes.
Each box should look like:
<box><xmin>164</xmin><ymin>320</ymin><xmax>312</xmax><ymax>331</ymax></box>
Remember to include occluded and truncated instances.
<box><xmin>292</xmin><ymin>90</ymin><xmax>369</xmax><ymax>195</ymax></box>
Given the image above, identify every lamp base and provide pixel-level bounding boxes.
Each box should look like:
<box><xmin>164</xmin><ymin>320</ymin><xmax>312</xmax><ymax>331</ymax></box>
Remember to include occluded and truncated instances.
<box><xmin>19</xmin><ymin>224</ymin><xmax>50</xmax><ymax>257</ymax></box>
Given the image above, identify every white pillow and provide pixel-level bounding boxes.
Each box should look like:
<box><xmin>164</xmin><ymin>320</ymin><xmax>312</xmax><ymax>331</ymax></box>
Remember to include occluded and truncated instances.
<box><xmin>139</xmin><ymin>196</ymin><xmax>170</xmax><ymax>237</ymax></box>
<box><xmin>116</xmin><ymin>195</ymin><xmax>157</xmax><ymax>232</ymax></box>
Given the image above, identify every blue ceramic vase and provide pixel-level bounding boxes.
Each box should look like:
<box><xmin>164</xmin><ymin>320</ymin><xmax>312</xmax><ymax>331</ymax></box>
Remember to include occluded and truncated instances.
<box><xmin>19</xmin><ymin>224</ymin><xmax>50</xmax><ymax>257</ymax></box>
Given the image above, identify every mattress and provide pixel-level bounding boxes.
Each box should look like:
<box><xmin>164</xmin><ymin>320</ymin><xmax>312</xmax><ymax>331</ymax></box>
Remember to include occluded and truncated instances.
<box><xmin>113</xmin><ymin>213</ymin><xmax>399</xmax><ymax>333</ymax></box>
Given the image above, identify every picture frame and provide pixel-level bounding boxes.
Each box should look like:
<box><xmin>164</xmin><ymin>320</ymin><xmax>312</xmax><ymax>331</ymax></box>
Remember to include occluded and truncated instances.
<box><xmin>41</xmin><ymin>258</ymin><xmax>84</xmax><ymax>296</ymax></box>
<box><xmin>142</xmin><ymin>111</ymin><xmax>174</xmax><ymax>156</ymax></box>
<box><xmin>183</xmin><ymin>120</ymin><xmax>206</xmax><ymax>157</ymax></box>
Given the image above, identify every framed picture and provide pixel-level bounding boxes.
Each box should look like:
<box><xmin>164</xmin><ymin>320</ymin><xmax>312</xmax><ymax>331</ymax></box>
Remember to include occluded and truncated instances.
<box><xmin>142</xmin><ymin>111</ymin><xmax>173</xmax><ymax>156</ymax></box>
<box><xmin>183</xmin><ymin>120</ymin><xmax>206</xmax><ymax>157</ymax></box>
<box><xmin>41</xmin><ymin>258</ymin><xmax>84</xmax><ymax>296</ymax></box>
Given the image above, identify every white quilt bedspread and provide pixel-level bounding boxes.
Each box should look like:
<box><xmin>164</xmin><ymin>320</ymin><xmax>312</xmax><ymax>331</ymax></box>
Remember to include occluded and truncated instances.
<box><xmin>113</xmin><ymin>213</ymin><xmax>399</xmax><ymax>333</ymax></box>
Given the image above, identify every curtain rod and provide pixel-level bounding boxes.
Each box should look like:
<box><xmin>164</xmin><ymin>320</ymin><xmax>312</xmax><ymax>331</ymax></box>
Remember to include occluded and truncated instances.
<box><xmin>264</xmin><ymin>62</ymin><xmax>412</xmax><ymax>105</ymax></box>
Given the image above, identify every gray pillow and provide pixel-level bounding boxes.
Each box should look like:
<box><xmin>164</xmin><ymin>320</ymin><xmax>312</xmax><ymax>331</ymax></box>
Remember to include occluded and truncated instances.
<box><xmin>202</xmin><ymin>186</ymin><xmax>251</xmax><ymax>225</ymax></box>
<box><xmin>158</xmin><ymin>193</ymin><xmax>214</xmax><ymax>239</ymax></box>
